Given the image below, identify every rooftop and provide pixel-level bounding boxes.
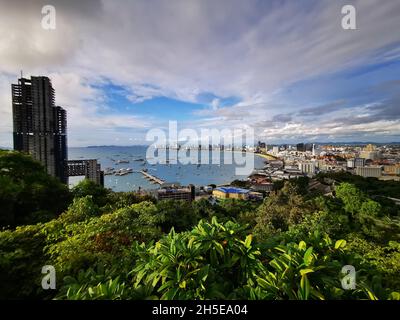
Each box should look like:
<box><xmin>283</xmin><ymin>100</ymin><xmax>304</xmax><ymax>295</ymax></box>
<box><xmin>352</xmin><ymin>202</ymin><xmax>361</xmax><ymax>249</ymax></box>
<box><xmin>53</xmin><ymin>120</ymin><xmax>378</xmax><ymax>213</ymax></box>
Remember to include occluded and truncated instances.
<box><xmin>215</xmin><ymin>187</ymin><xmax>250</xmax><ymax>194</ymax></box>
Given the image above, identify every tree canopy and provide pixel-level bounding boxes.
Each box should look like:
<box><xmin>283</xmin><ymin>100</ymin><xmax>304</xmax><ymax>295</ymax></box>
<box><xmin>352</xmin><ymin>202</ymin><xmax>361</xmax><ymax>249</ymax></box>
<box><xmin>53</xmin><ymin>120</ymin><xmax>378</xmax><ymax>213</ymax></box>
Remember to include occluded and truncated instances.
<box><xmin>1</xmin><ymin>154</ymin><xmax>399</xmax><ymax>300</ymax></box>
<box><xmin>0</xmin><ymin>151</ymin><xmax>71</xmax><ymax>227</ymax></box>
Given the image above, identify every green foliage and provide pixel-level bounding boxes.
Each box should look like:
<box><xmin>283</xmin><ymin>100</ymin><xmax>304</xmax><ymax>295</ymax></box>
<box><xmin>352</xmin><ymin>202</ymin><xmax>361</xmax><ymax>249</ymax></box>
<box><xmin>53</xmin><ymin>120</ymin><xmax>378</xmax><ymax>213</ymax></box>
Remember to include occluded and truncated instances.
<box><xmin>156</xmin><ymin>199</ymin><xmax>200</xmax><ymax>232</ymax></box>
<box><xmin>0</xmin><ymin>224</ymin><xmax>47</xmax><ymax>299</ymax></box>
<box><xmin>273</xmin><ymin>177</ymin><xmax>310</xmax><ymax>195</ymax></box>
<box><xmin>62</xmin><ymin>219</ymin><xmax>382</xmax><ymax>300</ymax></box>
<box><xmin>132</xmin><ymin>217</ymin><xmax>263</xmax><ymax>299</ymax></box>
<box><xmin>1</xmin><ymin>162</ymin><xmax>399</xmax><ymax>300</ymax></box>
<box><xmin>335</xmin><ymin>183</ymin><xmax>400</xmax><ymax>242</ymax></box>
<box><xmin>230</xmin><ymin>179</ymin><xmax>250</xmax><ymax>188</ymax></box>
<box><xmin>320</xmin><ymin>171</ymin><xmax>399</xmax><ymax>197</ymax></box>
<box><xmin>252</xmin><ymin>235</ymin><xmax>374</xmax><ymax>300</ymax></box>
<box><xmin>346</xmin><ymin>236</ymin><xmax>400</xmax><ymax>297</ymax></box>
<box><xmin>218</xmin><ymin>199</ymin><xmax>260</xmax><ymax>221</ymax></box>
<box><xmin>102</xmin><ymin>191</ymin><xmax>156</xmax><ymax>212</ymax></box>
<box><xmin>253</xmin><ymin>182</ymin><xmax>312</xmax><ymax>238</ymax></box>
<box><xmin>46</xmin><ymin>201</ymin><xmax>163</xmax><ymax>276</ymax></box>
<box><xmin>335</xmin><ymin>183</ymin><xmax>366</xmax><ymax>215</ymax></box>
<box><xmin>59</xmin><ymin>196</ymin><xmax>100</xmax><ymax>223</ymax></box>
<box><xmin>56</xmin><ymin>264</ymin><xmax>139</xmax><ymax>300</ymax></box>
<box><xmin>72</xmin><ymin>179</ymin><xmax>109</xmax><ymax>207</ymax></box>
<box><xmin>0</xmin><ymin>151</ymin><xmax>71</xmax><ymax>227</ymax></box>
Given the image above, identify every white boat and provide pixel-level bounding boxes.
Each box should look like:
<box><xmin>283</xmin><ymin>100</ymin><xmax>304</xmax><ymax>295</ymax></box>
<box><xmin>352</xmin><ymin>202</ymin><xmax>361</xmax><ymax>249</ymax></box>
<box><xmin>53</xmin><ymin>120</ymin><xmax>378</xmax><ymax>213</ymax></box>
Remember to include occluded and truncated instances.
<box><xmin>104</xmin><ymin>168</ymin><xmax>115</xmax><ymax>175</ymax></box>
<box><xmin>115</xmin><ymin>168</ymin><xmax>132</xmax><ymax>176</ymax></box>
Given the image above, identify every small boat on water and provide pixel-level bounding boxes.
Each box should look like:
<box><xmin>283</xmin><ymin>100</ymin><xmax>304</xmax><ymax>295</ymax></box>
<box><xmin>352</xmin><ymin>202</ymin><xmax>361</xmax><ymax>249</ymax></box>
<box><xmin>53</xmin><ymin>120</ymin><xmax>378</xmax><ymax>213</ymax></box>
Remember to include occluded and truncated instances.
<box><xmin>114</xmin><ymin>168</ymin><xmax>133</xmax><ymax>176</ymax></box>
<box><xmin>104</xmin><ymin>167</ymin><xmax>115</xmax><ymax>175</ymax></box>
<box><xmin>117</xmin><ymin>160</ymin><xmax>130</xmax><ymax>164</ymax></box>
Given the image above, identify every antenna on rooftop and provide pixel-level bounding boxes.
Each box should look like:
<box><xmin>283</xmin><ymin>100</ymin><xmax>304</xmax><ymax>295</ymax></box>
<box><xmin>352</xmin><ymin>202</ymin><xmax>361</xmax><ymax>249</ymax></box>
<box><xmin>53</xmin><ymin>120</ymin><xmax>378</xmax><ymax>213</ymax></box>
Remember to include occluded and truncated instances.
<box><xmin>20</xmin><ymin>70</ymin><xmax>23</xmax><ymax>79</ymax></box>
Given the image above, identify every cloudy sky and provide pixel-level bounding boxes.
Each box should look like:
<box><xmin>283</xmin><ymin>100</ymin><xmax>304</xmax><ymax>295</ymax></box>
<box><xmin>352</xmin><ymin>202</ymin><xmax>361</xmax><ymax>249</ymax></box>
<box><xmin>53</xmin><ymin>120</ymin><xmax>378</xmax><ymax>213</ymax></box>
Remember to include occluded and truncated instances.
<box><xmin>1</xmin><ymin>0</ymin><xmax>400</xmax><ymax>147</ymax></box>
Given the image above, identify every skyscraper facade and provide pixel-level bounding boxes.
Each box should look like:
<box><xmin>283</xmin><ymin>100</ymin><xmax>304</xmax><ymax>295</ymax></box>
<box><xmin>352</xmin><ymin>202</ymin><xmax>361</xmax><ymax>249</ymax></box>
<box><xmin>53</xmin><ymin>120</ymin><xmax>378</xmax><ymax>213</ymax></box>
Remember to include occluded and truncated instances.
<box><xmin>12</xmin><ymin>76</ymin><xmax>68</xmax><ymax>183</ymax></box>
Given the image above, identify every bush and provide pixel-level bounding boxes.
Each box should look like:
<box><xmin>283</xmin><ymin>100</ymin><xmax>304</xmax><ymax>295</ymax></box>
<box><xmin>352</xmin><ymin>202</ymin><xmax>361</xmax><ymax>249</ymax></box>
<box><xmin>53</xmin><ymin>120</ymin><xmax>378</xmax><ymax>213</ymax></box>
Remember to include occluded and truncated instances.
<box><xmin>58</xmin><ymin>218</ymin><xmax>383</xmax><ymax>300</ymax></box>
<box><xmin>0</xmin><ymin>151</ymin><xmax>71</xmax><ymax>227</ymax></box>
<box><xmin>72</xmin><ymin>179</ymin><xmax>109</xmax><ymax>207</ymax></box>
<box><xmin>0</xmin><ymin>224</ymin><xmax>47</xmax><ymax>299</ymax></box>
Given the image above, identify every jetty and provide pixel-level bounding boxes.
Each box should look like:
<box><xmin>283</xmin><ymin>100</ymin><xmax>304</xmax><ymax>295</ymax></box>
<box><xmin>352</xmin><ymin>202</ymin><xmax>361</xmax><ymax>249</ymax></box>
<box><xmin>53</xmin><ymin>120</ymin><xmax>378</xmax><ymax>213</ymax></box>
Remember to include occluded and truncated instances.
<box><xmin>140</xmin><ymin>170</ymin><xmax>165</xmax><ymax>184</ymax></box>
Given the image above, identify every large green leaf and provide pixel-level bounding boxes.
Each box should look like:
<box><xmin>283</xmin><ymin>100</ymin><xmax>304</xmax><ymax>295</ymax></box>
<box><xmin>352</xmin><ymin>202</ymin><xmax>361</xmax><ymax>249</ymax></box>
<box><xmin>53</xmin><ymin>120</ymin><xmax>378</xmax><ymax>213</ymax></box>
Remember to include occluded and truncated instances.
<box><xmin>334</xmin><ymin>239</ymin><xmax>347</xmax><ymax>249</ymax></box>
<box><xmin>299</xmin><ymin>274</ymin><xmax>310</xmax><ymax>300</ymax></box>
<box><xmin>303</xmin><ymin>247</ymin><xmax>314</xmax><ymax>266</ymax></box>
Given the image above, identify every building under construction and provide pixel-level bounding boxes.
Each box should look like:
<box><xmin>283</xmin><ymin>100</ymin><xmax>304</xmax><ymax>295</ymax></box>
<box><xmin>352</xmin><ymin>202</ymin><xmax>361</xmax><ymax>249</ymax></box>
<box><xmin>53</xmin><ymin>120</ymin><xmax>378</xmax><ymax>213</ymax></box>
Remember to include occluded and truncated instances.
<box><xmin>12</xmin><ymin>75</ymin><xmax>103</xmax><ymax>186</ymax></box>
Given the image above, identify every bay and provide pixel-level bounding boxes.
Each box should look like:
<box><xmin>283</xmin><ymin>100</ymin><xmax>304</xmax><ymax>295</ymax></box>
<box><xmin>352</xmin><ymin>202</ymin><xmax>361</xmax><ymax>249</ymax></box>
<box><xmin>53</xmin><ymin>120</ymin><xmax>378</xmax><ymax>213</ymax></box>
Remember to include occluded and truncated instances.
<box><xmin>68</xmin><ymin>146</ymin><xmax>265</xmax><ymax>192</ymax></box>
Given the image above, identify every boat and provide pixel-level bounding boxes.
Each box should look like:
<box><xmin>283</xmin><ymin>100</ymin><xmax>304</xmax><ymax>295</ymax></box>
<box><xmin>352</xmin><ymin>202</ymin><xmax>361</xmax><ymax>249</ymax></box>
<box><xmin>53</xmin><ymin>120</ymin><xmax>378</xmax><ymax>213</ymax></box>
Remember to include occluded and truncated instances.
<box><xmin>104</xmin><ymin>167</ymin><xmax>115</xmax><ymax>175</ymax></box>
<box><xmin>115</xmin><ymin>171</ymin><xmax>129</xmax><ymax>176</ymax></box>
<box><xmin>114</xmin><ymin>168</ymin><xmax>133</xmax><ymax>176</ymax></box>
<box><xmin>117</xmin><ymin>160</ymin><xmax>130</xmax><ymax>164</ymax></box>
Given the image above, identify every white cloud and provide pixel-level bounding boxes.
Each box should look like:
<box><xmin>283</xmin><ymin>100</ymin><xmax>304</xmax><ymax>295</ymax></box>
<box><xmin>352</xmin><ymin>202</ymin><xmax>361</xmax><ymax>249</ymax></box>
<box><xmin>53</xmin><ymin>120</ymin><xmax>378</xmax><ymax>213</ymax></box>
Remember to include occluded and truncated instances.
<box><xmin>210</xmin><ymin>98</ymin><xmax>220</xmax><ymax>111</ymax></box>
<box><xmin>0</xmin><ymin>0</ymin><xmax>400</xmax><ymax>145</ymax></box>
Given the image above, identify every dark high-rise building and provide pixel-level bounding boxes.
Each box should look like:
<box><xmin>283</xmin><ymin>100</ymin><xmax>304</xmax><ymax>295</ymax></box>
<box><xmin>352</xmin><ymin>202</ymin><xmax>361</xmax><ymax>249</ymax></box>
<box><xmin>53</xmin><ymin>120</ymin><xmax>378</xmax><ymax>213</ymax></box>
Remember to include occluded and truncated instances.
<box><xmin>296</xmin><ymin>143</ymin><xmax>305</xmax><ymax>152</ymax></box>
<box><xmin>305</xmin><ymin>143</ymin><xmax>313</xmax><ymax>152</ymax></box>
<box><xmin>12</xmin><ymin>76</ymin><xmax>68</xmax><ymax>183</ymax></box>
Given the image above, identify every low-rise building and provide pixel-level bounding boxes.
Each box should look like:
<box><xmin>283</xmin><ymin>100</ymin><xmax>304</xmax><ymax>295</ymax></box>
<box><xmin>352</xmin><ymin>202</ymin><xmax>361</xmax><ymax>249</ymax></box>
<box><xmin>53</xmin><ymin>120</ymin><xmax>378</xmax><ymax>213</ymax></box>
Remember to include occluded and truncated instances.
<box><xmin>156</xmin><ymin>184</ymin><xmax>195</xmax><ymax>202</ymax></box>
<box><xmin>360</xmin><ymin>151</ymin><xmax>380</xmax><ymax>160</ymax></box>
<box><xmin>347</xmin><ymin>159</ymin><xmax>355</xmax><ymax>168</ymax></box>
<box><xmin>354</xmin><ymin>157</ymin><xmax>366</xmax><ymax>167</ymax></box>
<box><xmin>355</xmin><ymin>166</ymin><xmax>382</xmax><ymax>178</ymax></box>
<box><xmin>383</xmin><ymin>165</ymin><xmax>400</xmax><ymax>175</ymax></box>
<box><xmin>250</xmin><ymin>183</ymin><xmax>274</xmax><ymax>192</ymax></box>
<box><xmin>213</xmin><ymin>187</ymin><xmax>250</xmax><ymax>200</ymax></box>
<box><xmin>298</xmin><ymin>161</ymin><xmax>316</xmax><ymax>175</ymax></box>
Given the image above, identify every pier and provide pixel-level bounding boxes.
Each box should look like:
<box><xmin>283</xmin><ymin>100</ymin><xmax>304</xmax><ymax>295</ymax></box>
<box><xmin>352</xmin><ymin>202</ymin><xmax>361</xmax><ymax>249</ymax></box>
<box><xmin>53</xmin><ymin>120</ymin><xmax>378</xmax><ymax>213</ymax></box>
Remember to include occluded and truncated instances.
<box><xmin>140</xmin><ymin>170</ymin><xmax>165</xmax><ymax>184</ymax></box>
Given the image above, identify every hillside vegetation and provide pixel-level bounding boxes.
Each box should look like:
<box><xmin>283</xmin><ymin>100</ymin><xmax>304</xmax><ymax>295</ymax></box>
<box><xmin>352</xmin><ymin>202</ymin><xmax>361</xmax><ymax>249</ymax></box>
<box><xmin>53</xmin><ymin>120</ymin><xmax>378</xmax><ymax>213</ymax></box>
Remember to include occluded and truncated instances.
<box><xmin>0</xmin><ymin>151</ymin><xmax>399</xmax><ymax>300</ymax></box>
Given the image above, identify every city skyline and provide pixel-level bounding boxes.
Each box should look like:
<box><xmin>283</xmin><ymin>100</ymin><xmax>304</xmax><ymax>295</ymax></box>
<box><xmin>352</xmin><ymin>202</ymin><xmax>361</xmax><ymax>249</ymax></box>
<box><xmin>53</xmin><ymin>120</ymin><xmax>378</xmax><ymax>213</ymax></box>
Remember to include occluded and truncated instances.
<box><xmin>1</xmin><ymin>0</ymin><xmax>400</xmax><ymax>147</ymax></box>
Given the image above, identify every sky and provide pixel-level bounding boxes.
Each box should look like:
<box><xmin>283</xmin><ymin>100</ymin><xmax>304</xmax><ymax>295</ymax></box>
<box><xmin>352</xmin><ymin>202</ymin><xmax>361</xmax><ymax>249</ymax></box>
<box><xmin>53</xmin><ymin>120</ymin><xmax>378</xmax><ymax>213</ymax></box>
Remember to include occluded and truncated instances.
<box><xmin>0</xmin><ymin>0</ymin><xmax>400</xmax><ymax>147</ymax></box>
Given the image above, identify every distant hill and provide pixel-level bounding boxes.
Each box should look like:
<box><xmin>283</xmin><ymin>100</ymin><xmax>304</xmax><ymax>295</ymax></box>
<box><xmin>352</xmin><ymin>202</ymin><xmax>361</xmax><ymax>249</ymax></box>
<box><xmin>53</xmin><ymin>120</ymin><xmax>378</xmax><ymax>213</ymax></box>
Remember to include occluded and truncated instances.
<box><xmin>86</xmin><ymin>145</ymin><xmax>148</xmax><ymax>148</ymax></box>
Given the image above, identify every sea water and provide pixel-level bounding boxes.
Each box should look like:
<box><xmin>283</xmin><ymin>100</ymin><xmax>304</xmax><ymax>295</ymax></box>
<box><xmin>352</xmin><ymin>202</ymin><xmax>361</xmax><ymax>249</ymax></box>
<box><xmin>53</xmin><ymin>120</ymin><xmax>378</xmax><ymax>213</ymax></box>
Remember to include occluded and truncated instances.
<box><xmin>68</xmin><ymin>146</ymin><xmax>265</xmax><ymax>192</ymax></box>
